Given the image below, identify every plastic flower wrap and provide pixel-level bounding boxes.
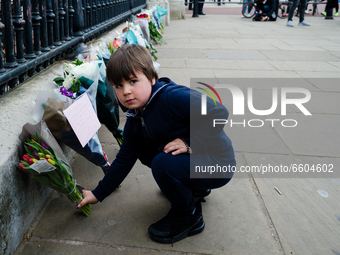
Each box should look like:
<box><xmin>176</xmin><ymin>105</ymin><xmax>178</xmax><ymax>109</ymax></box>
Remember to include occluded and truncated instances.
<box><xmin>49</xmin><ymin>54</ymin><xmax>124</xmax><ymax>174</ymax></box>
<box><xmin>18</xmin><ymin>121</ymin><xmax>91</xmax><ymax>216</ymax></box>
<box><xmin>132</xmin><ymin>19</ymin><xmax>158</xmax><ymax>60</ymax></box>
<box><xmin>140</xmin><ymin>9</ymin><xmax>166</xmax><ymax>45</ymax></box>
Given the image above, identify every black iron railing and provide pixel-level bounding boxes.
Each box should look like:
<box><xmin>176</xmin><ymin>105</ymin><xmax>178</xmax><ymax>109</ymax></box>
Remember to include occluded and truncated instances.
<box><xmin>0</xmin><ymin>0</ymin><xmax>146</xmax><ymax>96</ymax></box>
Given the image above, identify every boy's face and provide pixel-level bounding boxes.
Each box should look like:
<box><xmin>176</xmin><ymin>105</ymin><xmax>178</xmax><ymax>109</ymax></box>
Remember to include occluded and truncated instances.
<box><xmin>113</xmin><ymin>71</ymin><xmax>155</xmax><ymax>111</ymax></box>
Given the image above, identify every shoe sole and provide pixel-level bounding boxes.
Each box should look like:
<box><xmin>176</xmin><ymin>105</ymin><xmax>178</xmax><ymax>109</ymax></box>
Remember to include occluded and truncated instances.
<box><xmin>149</xmin><ymin>216</ymin><xmax>205</xmax><ymax>244</ymax></box>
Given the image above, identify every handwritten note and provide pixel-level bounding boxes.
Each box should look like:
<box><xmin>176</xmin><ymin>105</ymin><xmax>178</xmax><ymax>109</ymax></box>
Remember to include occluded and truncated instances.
<box><xmin>63</xmin><ymin>93</ymin><xmax>101</xmax><ymax>148</ymax></box>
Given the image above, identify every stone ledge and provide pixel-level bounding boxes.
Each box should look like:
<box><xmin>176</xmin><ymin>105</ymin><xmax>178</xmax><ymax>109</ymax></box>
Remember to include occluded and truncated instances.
<box><xmin>0</xmin><ymin>62</ymin><xmax>75</xmax><ymax>255</ymax></box>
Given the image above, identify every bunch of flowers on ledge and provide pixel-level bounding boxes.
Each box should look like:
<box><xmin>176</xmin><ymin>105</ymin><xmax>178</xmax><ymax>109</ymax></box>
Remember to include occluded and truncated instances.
<box><xmin>18</xmin><ymin>123</ymin><xmax>91</xmax><ymax>216</ymax></box>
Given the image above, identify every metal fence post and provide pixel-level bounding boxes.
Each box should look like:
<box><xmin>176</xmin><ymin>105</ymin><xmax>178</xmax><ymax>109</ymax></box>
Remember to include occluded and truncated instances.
<box><xmin>32</xmin><ymin>0</ymin><xmax>42</xmax><ymax>55</ymax></box>
<box><xmin>97</xmin><ymin>0</ymin><xmax>102</xmax><ymax>23</ymax></box>
<box><xmin>46</xmin><ymin>0</ymin><xmax>56</xmax><ymax>49</ymax></box>
<box><xmin>192</xmin><ymin>0</ymin><xmax>199</xmax><ymax>17</ymax></box>
<box><xmin>2</xmin><ymin>0</ymin><xmax>19</xmax><ymax>67</ymax></box>
<box><xmin>23</xmin><ymin>0</ymin><xmax>36</xmax><ymax>58</ymax></box>
<box><xmin>82</xmin><ymin>0</ymin><xmax>88</xmax><ymax>31</ymax></box>
<box><xmin>69</xmin><ymin>0</ymin><xmax>75</xmax><ymax>37</ymax></box>
<box><xmin>53</xmin><ymin>0</ymin><xmax>62</xmax><ymax>45</ymax></box>
<box><xmin>103</xmin><ymin>0</ymin><xmax>107</xmax><ymax>21</ymax></box>
<box><xmin>13</xmin><ymin>0</ymin><xmax>26</xmax><ymax>63</ymax></box>
<box><xmin>92</xmin><ymin>0</ymin><xmax>97</xmax><ymax>27</ymax></box>
<box><xmin>64</xmin><ymin>0</ymin><xmax>71</xmax><ymax>40</ymax></box>
<box><xmin>58</xmin><ymin>0</ymin><xmax>66</xmax><ymax>42</ymax></box>
<box><xmin>73</xmin><ymin>0</ymin><xmax>85</xmax><ymax>36</ymax></box>
<box><xmin>85</xmin><ymin>0</ymin><xmax>91</xmax><ymax>29</ymax></box>
<box><xmin>40</xmin><ymin>0</ymin><xmax>51</xmax><ymax>51</ymax></box>
<box><xmin>110</xmin><ymin>0</ymin><xmax>114</xmax><ymax>18</ymax></box>
<box><xmin>0</xmin><ymin>19</ymin><xmax>5</xmax><ymax>73</ymax></box>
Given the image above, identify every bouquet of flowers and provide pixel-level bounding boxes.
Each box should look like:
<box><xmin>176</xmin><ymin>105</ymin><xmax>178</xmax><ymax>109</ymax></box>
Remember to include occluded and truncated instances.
<box><xmin>125</xmin><ymin>22</ymin><xmax>159</xmax><ymax>61</ymax></box>
<box><xmin>108</xmin><ymin>37</ymin><xmax>124</xmax><ymax>54</ymax></box>
<box><xmin>18</xmin><ymin>121</ymin><xmax>91</xmax><ymax>216</ymax></box>
<box><xmin>136</xmin><ymin>13</ymin><xmax>166</xmax><ymax>45</ymax></box>
<box><xmin>53</xmin><ymin>54</ymin><xmax>124</xmax><ymax>146</ymax></box>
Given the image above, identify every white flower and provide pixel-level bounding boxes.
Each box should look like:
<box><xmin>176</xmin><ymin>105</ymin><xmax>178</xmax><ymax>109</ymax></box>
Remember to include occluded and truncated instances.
<box><xmin>63</xmin><ymin>63</ymin><xmax>76</xmax><ymax>77</ymax></box>
<box><xmin>70</xmin><ymin>62</ymin><xmax>98</xmax><ymax>81</ymax></box>
<box><xmin>63</xmin><ymin>75</ymin><xmax>75</xmax><ymax>89</ymax></box>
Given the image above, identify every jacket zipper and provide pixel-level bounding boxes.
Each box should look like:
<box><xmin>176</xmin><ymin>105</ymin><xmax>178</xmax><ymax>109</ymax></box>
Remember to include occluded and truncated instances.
<box><xmin>141</xmin><ymin>117</ymin><xmax>157</xmax><ymax>141</ymax></box>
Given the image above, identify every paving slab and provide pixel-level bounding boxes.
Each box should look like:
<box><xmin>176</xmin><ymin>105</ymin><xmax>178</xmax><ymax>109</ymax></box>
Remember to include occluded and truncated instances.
<box><xmin>206</xmin><ymin>50</ymin><xmax>268</xmax><ymax>60</ymax></box>
<box><xmin>260</xmin><ymin>50</ymin><xmax>340</xmax><ymax>61</ymax></box>
<box><xmin>245</xmin><ymin>174</ymin><xmax>340</xmax><ymax>255</ymax></box>
<box><xmin>186</xmin><ymin>59</ymin><xmax>277</xmax><ymax>70</ymax></box>
<box><xmin>213</xmin><ymin>69</ymin><xmax>300</xmax><ymax>78</ymax></box>
<box><xmin>20</xmin><ymin>240</ymin><xmax>173</xmax><ymax>255</ymax></box>
<box><xmin>273</xmin><ymin>114</ymin><xmax>340</xmax><ymax>157</ymax></box>
<box><xmin>160</xmin><ymin>42</ymin><xmax>221</xmax><ymax>49</ymax></box>
<box><xmin>215</xmin><ymin>77</ymin><xmax>321</xmax><ymax>90</ymax></box>
<box><xmin>156</xmin><ymin>49</ymin><xmax>206</xmax><ymax>59</ymax></box>
<box><xmin>281</xmin><ymin>39</ymin><xmax>340</xmax><ymax>46</ymax></box>
<box><xmin>268</xmin><ymin>60</ymin><xmax>340</xmax><ymax>72</ymax></box>
<box><xmin>305</xmin><ymin>78</ymin><xmax>340</xmax><ymax>92</ymax></box>
<box><xmin>158</xmin><ymin>68</ymin><xmax>216</xmax><ymax>87</ymax></box>
<box><xmin>155</xmin><ymin>58</ymin><xmax>186</xmax><ymax>68</ymax></box>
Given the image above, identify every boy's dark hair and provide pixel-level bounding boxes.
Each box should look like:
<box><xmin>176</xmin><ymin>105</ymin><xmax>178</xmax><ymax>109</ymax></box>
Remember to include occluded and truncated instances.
<box><xmin>106</xmin><ymin>44</ymin><xmax>158</xmax><ymax>85</ymax></box>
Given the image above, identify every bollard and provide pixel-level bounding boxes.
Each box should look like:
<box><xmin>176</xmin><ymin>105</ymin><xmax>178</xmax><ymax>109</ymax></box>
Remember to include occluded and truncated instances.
<box><xmin>193</xmin><ymin>0</ymin><xmax>199</xmax><ymax>17</ymax></box>
<box><xmin>218</xmin><ymin>0</ymin><xmax>221</xmax><ymax>6</ymax></box>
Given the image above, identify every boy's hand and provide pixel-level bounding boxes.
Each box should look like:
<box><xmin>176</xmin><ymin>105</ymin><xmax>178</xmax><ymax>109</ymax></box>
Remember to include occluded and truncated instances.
<box><xmin>77</xmin><ymin>190</ymin><xmax>99</xmax><ymax>209</ymax></box>
<box><xmin>164</xmin><ymin>138</ymin><xmax>189</xmax><ymax>155</ymax></box>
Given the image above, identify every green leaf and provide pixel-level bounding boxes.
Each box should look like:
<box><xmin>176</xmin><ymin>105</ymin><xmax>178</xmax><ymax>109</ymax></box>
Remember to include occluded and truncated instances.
<box><xmin>74</xmin><ymin>59</ymin><xmax>83</xmax><ymax>66</ymax></box>
<box><xmin>53</xmin><ymin>77</ymin><xmax>64</xmax><ymax>86</ymax></box>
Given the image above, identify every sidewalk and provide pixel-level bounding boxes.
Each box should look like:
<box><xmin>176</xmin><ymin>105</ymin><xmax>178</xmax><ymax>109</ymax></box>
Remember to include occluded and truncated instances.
<box><xmin>17</xmin><ymin>14</ymin><xmax>340</xmax><ymax>255</ymax></box>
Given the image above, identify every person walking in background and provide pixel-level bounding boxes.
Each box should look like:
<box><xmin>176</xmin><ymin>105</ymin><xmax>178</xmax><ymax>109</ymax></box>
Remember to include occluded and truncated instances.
<box><xmin>198</xmin><ymin>0</ymin><xmax>206</xmax><ymax>15</ymax></box>
<box><xmin>286</xmin><ymin>0</ymin><xmax>310</xmax><ymax>26</ymax></box>
<box><xmin>321</xmin><ymin>0</ymin><xmax>339</xmax><ymax>18</ymax></box>
<box><xmin>188</xmin><ymin>0</ymin><xmax>205</xmax><ymax>15</ymax></box>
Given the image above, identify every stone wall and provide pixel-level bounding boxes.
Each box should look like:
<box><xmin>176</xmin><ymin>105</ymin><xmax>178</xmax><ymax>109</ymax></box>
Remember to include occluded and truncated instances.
<box><xmin>0</xmin><ymin>62</ymin><xmax>74</xmax><ymax>255</ymax></box>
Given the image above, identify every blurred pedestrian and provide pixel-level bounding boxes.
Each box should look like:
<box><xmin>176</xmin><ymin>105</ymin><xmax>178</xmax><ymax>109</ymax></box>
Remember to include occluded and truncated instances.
<box><xmin>286</xmin><ymin>0</ymin><xmax>310</xmax><ymax>26</ymax></box>
<box><xmin>321</xmin><ymin>0</ymin><xmax>339</xmax><ymax>18</ymax></box>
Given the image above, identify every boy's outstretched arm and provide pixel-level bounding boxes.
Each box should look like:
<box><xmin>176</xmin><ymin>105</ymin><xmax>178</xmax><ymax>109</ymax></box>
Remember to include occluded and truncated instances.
<box><xmin>77</xmin><ymin>190</ymin><xmax>99</xmax><ymax>208</ymax></box>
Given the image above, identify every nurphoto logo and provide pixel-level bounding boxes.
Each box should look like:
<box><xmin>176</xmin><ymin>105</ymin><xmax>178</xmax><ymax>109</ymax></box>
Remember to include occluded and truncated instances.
<box><xmin>198</xmin><ymin>82</ymin><xmax>312</xmax><ymax>128</ymax></box>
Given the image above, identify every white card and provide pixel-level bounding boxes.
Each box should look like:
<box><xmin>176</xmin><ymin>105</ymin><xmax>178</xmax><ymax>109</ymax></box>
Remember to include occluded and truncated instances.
<box><xmin>30</xmin><ymin>159</ymin><xmax>56</xmax><ymax>174</ymax></box>
<box><xmin>63</xmin><ymin>93</ymin><xmax>101</xmax><ymax>148</ymax></box>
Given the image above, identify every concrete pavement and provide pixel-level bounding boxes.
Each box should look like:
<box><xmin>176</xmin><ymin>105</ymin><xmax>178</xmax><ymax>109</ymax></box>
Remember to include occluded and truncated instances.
<box><xmin>16</xmin><ymin>13</ymin><xmax>340</xmax><ymax>255</ymax></box>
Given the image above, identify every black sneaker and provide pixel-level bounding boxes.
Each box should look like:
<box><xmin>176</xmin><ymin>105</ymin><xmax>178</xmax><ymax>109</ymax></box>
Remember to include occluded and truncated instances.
<box><xmin>192</xmin><ymin>188</ymin><xmax>211</xmax><ymax>198</ymax></box>
<box><xmin>148</xmin><ymin>202</ymin><xmax>205</xmax><ymax>244</ymax></box>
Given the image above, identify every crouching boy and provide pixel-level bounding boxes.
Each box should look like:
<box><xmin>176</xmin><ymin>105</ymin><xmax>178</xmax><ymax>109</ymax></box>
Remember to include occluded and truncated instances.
<box><xmin>78</xmin><ymin>44</ymin><xmax>236</xmax><ymax>244</ymax></box>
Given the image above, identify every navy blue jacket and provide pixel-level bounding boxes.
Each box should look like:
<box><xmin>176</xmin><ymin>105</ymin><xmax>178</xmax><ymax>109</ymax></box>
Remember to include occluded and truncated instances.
<box><xmin>92</xmin><ymin>78</ymin><xmax>235</xmax><ymax>201</ymax></box>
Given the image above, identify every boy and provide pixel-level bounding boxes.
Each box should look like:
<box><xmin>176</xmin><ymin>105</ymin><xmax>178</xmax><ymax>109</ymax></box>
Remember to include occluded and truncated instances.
<box><xmin>78</xmin><ymin>44</ymin><xmax>236</xmax><ymax>244</ymax></box>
